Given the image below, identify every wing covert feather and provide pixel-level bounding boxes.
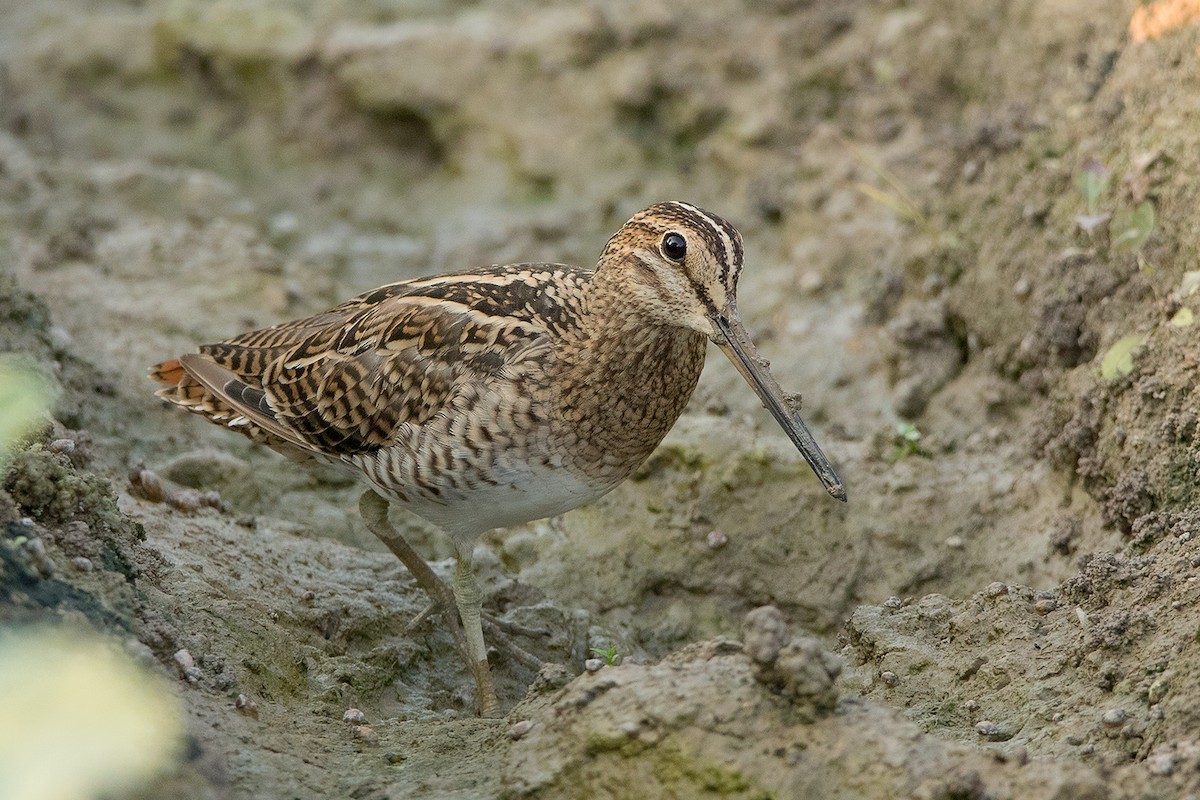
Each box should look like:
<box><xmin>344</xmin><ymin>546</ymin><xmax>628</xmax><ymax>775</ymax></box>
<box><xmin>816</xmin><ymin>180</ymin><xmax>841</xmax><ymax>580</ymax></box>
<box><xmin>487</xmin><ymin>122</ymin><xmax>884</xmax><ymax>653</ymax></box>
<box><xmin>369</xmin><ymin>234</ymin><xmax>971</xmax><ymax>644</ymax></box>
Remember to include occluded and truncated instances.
<box><xmin>169</xmin><ymin>267</ymin><xmax>570</xmax><ymax>457</ymax></box>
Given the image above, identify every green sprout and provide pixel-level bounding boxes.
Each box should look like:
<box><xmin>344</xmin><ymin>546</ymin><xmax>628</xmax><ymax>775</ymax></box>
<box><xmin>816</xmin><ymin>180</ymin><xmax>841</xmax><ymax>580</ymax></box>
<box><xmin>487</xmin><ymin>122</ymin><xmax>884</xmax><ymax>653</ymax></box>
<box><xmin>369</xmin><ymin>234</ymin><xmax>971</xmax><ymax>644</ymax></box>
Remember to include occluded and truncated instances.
<box><xmin>890</xmin><ymin>422</ymin><xmax>928</xmax><ymax>461</ymax></box>
<box><xmin>1073</xmin><ymin>158</ymin><xmax>1157</xmax><ymax>263</ymax></box>
<box><xmin>1076</xmin><ymin>159</ymin><xmax>1110</xmax><ymax>216</ymax></box>
<box><xmin>1110</xmin><ymin>200</ymin><xmax>1155</xmax><ymax>255</ymax></box>
<box><xmin>589</xmin><ymin>645</ymin><xmax>621</xmax><ymax>667</ymax></box>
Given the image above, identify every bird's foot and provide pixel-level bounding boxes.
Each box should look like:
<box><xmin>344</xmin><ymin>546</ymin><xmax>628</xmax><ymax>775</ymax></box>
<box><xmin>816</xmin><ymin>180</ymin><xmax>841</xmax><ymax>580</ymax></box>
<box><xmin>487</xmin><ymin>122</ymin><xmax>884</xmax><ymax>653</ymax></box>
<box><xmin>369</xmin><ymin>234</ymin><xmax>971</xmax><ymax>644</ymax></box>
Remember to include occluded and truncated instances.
<box><xmin>405</xmin><ymin>600</ymin><xmax>546</xmax><ymax>673</ymax></box>
<box><xmin>482</xmin><ymin>612</ymin><xmax>550</xmax><ymax>639</ymax></box>
<box><xmin>482</xmin><ymin>617</ymin><xmax>545</xmax><ymax>671</ymax></box>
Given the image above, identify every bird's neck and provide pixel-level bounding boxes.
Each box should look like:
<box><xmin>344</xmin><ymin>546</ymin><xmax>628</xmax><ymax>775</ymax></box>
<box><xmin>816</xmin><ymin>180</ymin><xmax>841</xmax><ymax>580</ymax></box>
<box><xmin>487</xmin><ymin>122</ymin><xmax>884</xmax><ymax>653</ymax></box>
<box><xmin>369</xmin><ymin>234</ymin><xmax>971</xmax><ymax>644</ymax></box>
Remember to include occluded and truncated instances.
<box><xmin>550</xmin><ymin>269</ymin><xmax>708</xmax><ymax>485</ymax></box>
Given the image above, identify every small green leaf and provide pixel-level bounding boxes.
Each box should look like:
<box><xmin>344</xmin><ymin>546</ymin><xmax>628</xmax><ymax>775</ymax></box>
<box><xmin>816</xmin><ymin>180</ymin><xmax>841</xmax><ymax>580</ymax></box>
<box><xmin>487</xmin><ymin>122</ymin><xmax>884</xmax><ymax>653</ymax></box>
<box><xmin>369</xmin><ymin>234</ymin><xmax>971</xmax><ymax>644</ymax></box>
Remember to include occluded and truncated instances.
<box><xmin>889</xmin><ymin>422</ymin><xmax>928</xmax><ymax>461</ymax></box>
<box><xmin>1076</xmin><ymin>160</ymin><xmax>1110</xmax><ymax>214</ymax></box>
<box><xmin>1171</xmin><ymin>307</ymin><xmax>1194</xmax><ymax>328</ymax></box>
<box><xmin>1099</xmin><ymin>334</ymin><xmax>1147</xmax><ymax>379</ymax></box>
<box><xmin>1110</xmin><ymin>201</ymin><xmax>1156</xmax><ymax>254</ymax></box>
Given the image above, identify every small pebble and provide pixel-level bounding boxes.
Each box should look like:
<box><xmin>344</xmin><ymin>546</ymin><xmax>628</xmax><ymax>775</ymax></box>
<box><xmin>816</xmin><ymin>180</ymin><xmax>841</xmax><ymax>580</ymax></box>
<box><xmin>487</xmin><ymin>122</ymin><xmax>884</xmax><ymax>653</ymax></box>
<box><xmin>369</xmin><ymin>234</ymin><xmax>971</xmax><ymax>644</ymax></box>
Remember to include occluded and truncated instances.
<box><xmin>798</xmin><ymin>270</ymin><xmax>824</xmax><ymax>294</ymax></box>
<box><xmin>944</xmin><ymin>535</ymin><xmax>964</xmax><ymax>549</ymax></box>
<box><xmin>343</xmin><ymin>708</ymin><xmax>367</xmax><ymax>724</ymax></box>
<box><xmin>22</xmin><ymin>538</ymin><xmax>55</xmax><ymax>578</ymax></box>
<box><xmin>1013</xmin><ymin>277</ymin><xmax>1032</xmax><ymax>298</ymax></box>
<box><xmin>1101</xmin><ymin>708</ymin><xmax>1127</xmax><ymax>727</ymax></box>
<box><xmin>1148</xmin><ymin>678</ymin><xmax>1168</xmax><ymax>704</ymax></box>
<box><xmin>384</xmin><ymin>752</ymin><xmax>405</xmax><ymax>765</ymax></box>
<box><xmin>965</xmin><ymin>700</ymin><xmax>979</xmax><ymax>711</ymax></box>
<box><xmin>883</xmin><ymin>596</ymin><xmax>903</xmax><ymax>609</ymax></box>
<box><xmin>1052</xmin><ymin>712</ymin><xmax>1064</xmax><ymax>722</ymax></box>
<box><xmin>1074</xmin><ymin>607</ymin><xmax>1090</xmax><ymax>627</ymax></box>
<box><xmin>167</xmin><ymin>489</ymin><xmax>202</xmax><ymax>513</ymax></box>
<box><xmin>71</xmin><ymin>556</ymin><xmax>93</xmax><ymax>572</ymax></box>
<box><xmin>136</xmin><ymin>469</ymin><xmax>165</xmax><ymax>503</ymax></box>
<box><xmin>301</xmin><ymin>590</ymin><xmax>316</xmax><ymax>605</ymax></box>
<box><xmin>48</xmin><ymin>326</ymin><xmax>74</xmax><ymax>352</ymax></box>
<box><xmin>742</xmin><ymin>605</ymin><xmax>788</xmax><ymax>665</ymax></box>
<box><xmin>705</xmin><ymin>530</ymin><xmax>728</xmax><ymax>550</ymax></box>
<box><xmin>1034</xmin><ymin>598</ymin><xmax>1058</xmax><ymax>615</ymax></box>
<box><xmin>352</xmin><ymin>725</ymin><xmax>378</xmax><ymax>744</ymax></box>
<box><xmin>880</xmin><ymin>671</ymin><xmax>898</xmax><ymax>687</ymax></box>
<box><xmin>1150</xmin><ymin>704</ymin><xmax>1164</xmax><ymax>720</ymax></box>
<box><xmin>507</xmin><ymin>720</ymin><xmax>534</xmax><ymax>740</ymax></box>
<box><xmin>235</xmin><ymin>694</ymin><xmax>259</xmax><ymax>719</ymax></box>
<box><xmin>174</xmin><ymin>649</ymin><xmax>200</xmax><ymax>684</ymax></box>
<box><xmin>584</xmin><ymin>658</ymin><xmax>604</xmax><ymax>673</ymax></box>
<box><xmin>974</xmin><ymin>720</ymin><xmax>1000</xmax><ymax>738</ymax></box>
<box><xmin>269</xmin><ymin>211</ymin><xmax>301</xmax><ymax>241</ymax></box>
<box><xmin>984</xmin><ymin>582</ymin><xmax>1008</xmax><ymax>598</ymax></box>
<box><xmin>18</xmin><ymin>517</ymin><xmax>34</xmax><ymax>528</ymax></box>
<box><xmin>48</xmin><ymin>438</ymin><xmax>75</xmax><ymax>454</ymax></box>
<box><xmin>619</xmin><ymin>721</ymin><xmax>640</xmax><ymax>737</ymax></box>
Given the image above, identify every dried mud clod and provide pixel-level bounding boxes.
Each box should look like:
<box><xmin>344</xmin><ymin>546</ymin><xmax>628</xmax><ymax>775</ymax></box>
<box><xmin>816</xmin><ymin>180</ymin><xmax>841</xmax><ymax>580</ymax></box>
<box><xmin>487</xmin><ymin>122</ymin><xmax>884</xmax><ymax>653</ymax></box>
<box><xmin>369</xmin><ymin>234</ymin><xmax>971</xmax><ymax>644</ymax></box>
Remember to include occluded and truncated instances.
<box><xmin>128</xmin><ymin>465</ymin><xmax>229</xmax><ymax>514</ymax></box>
<box><xmin>742</xmin><ymin>605</ymin><xmax>842</xmax><ymax>714</ymax></box>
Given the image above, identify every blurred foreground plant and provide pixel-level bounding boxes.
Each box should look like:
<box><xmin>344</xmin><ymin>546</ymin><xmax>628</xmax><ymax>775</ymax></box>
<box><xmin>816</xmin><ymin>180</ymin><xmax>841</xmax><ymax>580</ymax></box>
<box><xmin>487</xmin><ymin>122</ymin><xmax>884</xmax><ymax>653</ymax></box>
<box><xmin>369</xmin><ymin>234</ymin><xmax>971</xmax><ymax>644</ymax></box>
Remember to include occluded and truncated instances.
<box><xmin>0</xmin><ymin>628</ymin><xmax>184</xmax><ymax>800</ymax></box>
<box><xmin>0</xmin><ymin>357</ymin><xmax>54</xmax><ymax>469</ymax></box>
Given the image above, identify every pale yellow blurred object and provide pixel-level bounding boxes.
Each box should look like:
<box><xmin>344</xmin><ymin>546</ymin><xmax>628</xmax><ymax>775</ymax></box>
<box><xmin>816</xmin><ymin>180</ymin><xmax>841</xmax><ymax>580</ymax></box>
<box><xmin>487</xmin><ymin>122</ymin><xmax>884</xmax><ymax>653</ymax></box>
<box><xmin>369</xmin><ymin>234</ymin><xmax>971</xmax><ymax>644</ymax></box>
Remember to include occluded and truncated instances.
<box><xmin>1130</xmin><ymin>0</ymin><xmax>1200</xmax><ymax>42</ymax></box>
<box><xmin>0</xmin><ymin>629</ymin><xmax>184</xmax><ymax>800</ymax></box>
<box><xmin>0</xmin><ymin>357</ymin><xmax>54</xmax><ymax>466</ymax></box>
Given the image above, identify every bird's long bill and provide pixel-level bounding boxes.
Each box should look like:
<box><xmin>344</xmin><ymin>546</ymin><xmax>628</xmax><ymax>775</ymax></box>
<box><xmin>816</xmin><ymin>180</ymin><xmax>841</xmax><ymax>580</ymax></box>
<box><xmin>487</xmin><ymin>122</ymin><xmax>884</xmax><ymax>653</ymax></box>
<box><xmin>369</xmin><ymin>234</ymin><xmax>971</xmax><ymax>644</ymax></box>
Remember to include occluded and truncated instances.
<box><xmin>713</xmin><ymin>307</ymin><xmax>847</xmax><ymax>502</ymax></box>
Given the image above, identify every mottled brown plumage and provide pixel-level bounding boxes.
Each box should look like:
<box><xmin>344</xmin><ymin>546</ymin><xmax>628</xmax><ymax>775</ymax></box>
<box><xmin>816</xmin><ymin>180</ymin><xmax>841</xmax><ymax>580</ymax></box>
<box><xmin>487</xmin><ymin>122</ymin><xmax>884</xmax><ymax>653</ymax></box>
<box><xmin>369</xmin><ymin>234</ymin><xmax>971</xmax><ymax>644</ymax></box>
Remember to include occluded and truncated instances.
<box><xmin>151</xmin><ymin>201</ymin><xmax>844</xmax><ymax>715</ymax></box>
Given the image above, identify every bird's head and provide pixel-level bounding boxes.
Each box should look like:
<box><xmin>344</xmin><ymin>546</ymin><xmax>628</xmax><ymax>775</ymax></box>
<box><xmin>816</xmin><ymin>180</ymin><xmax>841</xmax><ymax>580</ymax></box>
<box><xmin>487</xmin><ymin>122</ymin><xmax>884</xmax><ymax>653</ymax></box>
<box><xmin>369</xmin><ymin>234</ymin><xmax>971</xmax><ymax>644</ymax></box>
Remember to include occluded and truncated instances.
<box><xmin>599</xmin><ymin>200</ymin><xmax>743</xmax><ymax>336</ymax></box>
<box><xmin>600</xmin><ymin>200</ymin><xmax>846</xmax><ymax>502</ymax></box>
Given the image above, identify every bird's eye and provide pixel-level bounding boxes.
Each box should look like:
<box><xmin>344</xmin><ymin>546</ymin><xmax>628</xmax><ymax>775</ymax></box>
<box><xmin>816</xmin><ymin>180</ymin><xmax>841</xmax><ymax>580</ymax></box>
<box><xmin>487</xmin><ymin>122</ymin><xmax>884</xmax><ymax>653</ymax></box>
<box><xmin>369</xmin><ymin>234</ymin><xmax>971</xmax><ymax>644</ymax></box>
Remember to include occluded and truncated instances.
<box><xmin>661</xmin><ymin>232</ymin><xmax>687</xmax><ymax>261</ymax></box>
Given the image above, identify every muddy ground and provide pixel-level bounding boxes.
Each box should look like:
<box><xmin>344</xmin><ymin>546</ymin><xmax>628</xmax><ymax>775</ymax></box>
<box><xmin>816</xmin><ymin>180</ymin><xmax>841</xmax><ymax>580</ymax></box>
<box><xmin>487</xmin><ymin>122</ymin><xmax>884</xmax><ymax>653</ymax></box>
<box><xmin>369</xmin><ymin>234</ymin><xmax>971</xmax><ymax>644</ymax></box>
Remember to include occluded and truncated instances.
<box><xmin>2</xmin><ymin>0</ymin><xmax>1200</xmax><ymax>797</ymax></box>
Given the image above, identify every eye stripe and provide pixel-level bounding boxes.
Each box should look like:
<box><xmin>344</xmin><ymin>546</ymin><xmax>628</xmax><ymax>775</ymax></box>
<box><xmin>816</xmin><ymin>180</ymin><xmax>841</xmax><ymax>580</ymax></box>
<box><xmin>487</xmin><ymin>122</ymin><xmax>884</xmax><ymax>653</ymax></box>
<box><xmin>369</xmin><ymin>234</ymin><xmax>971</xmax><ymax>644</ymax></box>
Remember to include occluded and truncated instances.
<box><xmin>674</xmin><ymin>201</ymin><xmax>741</xmax><ymax>288</ymax></box>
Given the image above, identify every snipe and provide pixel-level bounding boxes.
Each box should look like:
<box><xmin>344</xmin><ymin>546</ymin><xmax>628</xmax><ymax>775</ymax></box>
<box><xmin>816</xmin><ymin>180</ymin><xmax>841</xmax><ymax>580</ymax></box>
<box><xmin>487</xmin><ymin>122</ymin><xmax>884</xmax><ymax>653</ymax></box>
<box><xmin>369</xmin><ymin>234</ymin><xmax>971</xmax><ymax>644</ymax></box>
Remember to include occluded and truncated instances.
<box><xmin>151</xmin><ymin>201</ymin><xmax>845</xmax><ymax>715</ymax></box>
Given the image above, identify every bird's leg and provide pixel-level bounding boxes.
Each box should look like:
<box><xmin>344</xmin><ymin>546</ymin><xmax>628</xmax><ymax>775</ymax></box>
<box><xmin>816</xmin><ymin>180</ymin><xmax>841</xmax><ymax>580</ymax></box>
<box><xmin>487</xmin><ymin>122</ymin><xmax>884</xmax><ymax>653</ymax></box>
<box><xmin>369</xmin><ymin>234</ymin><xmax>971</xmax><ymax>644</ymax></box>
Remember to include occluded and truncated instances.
<box><xmin>359</xmin><ymin>490</ymin><xmax>538</xmax><ymax>714</ymax></box>
<box><xmin>357</xmin><ymin>491</ymin><xmax>466</xmax><ymax>653</ymax></box>
<box><xmin>453</xmin><ymin>543</ymin><xmax>501</xmax><ymax>717</ymax></box>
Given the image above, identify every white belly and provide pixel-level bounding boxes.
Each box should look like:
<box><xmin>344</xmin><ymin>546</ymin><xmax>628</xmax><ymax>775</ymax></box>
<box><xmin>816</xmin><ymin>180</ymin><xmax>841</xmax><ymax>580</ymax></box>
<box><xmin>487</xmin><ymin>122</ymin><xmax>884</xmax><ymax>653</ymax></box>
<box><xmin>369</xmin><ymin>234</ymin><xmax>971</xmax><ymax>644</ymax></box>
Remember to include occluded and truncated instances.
<box><xmin>354</xmin><ymin>450</ymin><xmax>610</xmax><ymax>542</ymax></box>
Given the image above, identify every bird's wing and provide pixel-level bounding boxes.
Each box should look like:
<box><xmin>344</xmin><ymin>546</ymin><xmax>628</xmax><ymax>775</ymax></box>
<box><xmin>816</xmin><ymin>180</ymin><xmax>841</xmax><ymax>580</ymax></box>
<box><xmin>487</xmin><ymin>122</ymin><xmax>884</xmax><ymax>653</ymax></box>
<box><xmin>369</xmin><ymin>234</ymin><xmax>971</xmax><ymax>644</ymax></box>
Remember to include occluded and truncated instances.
<box><xmin>151</xmin><ymin>265</ymin><xmax>589</xmax><ymax>457</ymax></box>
